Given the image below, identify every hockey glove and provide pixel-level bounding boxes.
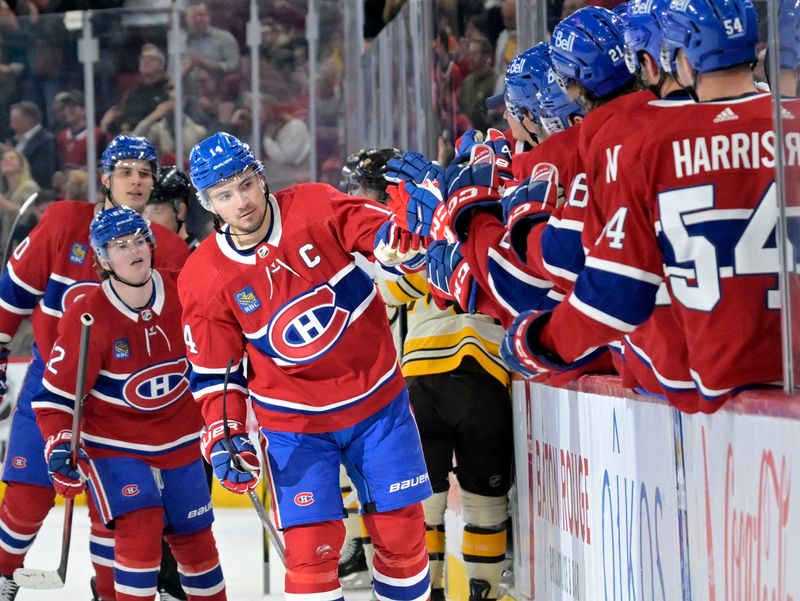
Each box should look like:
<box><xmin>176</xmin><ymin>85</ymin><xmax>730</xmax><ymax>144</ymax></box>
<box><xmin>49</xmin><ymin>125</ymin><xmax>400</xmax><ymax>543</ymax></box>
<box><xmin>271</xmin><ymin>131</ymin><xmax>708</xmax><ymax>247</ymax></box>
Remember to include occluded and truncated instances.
<box><xmin>501</xmin><ymin>164</ymin><xmax>559</xmax><ymax>263</ymax></box>
<box><xmin>0</xmin><ymin>348</ymin><xmax>8</xmax><ymax>403</ymax></box>
<box><xmin>426</xmin><ymin>240</ymin><xmax>477</xmax><ymax>313</ymax></box>
<box><xmin>444</xmin><ymin>144</ymin><xmax>504</xmax><ymax>242</ymax></box>
<box><xmin>501</xmin><ymin>310</ymin><xmax>608</xmax><ymax>379</ymax></box>
<box><xmin>452</xmin><ymin>129</ymin><xmax>516</xmax><ymax>182</ymax></box>
<box><xmin>452</xmin><ymin>129</ymin><xmax>484</xmax><ymax>165</ymax></box>
<box><xmin>45</xmin><ymin>430</ymin><xmax>88</xmax><ymax>498</ymax></box>
<box><xmin>374</xmin><ymin>220</ymin><xmax>427</xmax><ymax>271</ymax></box>
<box><xmin>484</xmin><ymin>128</ymin><xmax>515</xmax><ymax>181</ymax></box>
<box><xmin>202</xmin><ymin>420</ymin><xmax>260</xmax><ymax>494</ymax></box>
<box><xmin>384</xmin><ymin>151</ymin><xmax>445</xmax><ymax>191</ymax></box>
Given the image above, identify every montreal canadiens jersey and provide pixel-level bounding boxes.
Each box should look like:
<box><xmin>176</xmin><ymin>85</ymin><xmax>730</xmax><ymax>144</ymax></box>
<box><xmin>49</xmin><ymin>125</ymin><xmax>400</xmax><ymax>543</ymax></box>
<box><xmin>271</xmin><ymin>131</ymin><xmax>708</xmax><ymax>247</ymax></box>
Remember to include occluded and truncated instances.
<box><xmin>178</xmin><ymin>183</ymin><xmax>405</xmax><ymax>434</ymax></box>
<box><xmin>33</xmin><ymin>270</ymin><xmax>203</xmax><ymax>468</ymax></box>
<box><xmin>0</xmin><ymin>201</ymin><xmax>190</xmax><ymax>362</ymax></box>
<box><xmin>577</xmin><ymin>89</ymin><xmax>691</xmax><ymax>398</ymax></box>
<box><xmin>541</xmin><ymin>93</ymin><xmax>798</xmax><ymax>412</ymax></box>
<box><xmin>526</xmin><ymin>122</ymin><xmax>589</xmax><ymax>293</ymax></box>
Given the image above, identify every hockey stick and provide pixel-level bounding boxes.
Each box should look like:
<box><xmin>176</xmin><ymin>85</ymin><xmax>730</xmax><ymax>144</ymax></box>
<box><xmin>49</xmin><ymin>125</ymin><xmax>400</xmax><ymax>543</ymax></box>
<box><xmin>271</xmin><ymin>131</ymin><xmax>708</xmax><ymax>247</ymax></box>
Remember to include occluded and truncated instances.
<box><xmin>221</xmin><ymin>359</ymin><xmax>287</xmax><ymax>566</ymax></box>
<box><xmin>0</xmin><ymin>192</ymin><xmax>38</xmax><ymax>273</ymax></box>
<box><xmin>14</xmin><ymin>312</ymin><xmax>94</xmax><ymax>589</ymax></box>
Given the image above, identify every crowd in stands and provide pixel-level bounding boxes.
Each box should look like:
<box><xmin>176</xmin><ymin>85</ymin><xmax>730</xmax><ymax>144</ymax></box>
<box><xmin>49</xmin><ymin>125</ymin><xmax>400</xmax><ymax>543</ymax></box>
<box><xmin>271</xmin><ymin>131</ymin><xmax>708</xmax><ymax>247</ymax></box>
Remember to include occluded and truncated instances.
<box><xmin>0</xmin><ymin>0</ymin><xmax>346</xmax><ymax>253</ymax></box>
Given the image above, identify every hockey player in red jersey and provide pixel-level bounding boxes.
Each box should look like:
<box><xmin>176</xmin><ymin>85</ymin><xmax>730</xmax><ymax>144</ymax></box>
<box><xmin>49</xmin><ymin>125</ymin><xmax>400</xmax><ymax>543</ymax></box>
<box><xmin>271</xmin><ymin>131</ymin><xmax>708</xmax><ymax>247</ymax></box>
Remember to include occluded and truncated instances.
<box><xmin>33</xmin><ymin>206</ymin><xmax>226</xmax><ymax>601</ymax></box>
<box><xmin>179</xmin><ymin>132</ymin><xmax>432</xmax><ymax>601</ymax></box>
<box><xmin>505</xmin><ymin>0</ymin><xmax>799</xmax><ymax>413</ymax></box>
<box><xmin>0</xmin><ymin>135</ymin><xmax>190</xmax><ymax>600</ymax></box>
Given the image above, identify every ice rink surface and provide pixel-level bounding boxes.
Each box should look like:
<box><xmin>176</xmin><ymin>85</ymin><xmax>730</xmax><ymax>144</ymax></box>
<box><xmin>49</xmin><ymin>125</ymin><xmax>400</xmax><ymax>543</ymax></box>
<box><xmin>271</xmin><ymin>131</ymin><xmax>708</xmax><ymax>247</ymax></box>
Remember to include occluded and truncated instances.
<box><xmin>17</xmin><ymin>505</ymin><xmax>374</xmax><ymax>601</ymax></box>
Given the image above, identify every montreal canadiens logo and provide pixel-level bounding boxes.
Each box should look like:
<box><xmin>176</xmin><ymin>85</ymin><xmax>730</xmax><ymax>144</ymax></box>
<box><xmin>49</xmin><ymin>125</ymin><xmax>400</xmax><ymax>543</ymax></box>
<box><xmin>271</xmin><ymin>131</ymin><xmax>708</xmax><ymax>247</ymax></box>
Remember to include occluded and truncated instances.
<box><xmin>61</xmin><ymin>281</ymin><xmax>100</xmax><ymax>312</ymax></box>
<box><xmin>294</xmin><ymin>492</ymin><xmax>314</xmax><ymax>506</ymax></box>
<box><xmin>122</xmin><ymin>484</ymin><xmax>140</xmax><ymax>497</ymax></box>
<box><xmin>122</xmin><ymin>357</ymin><xmax>190</xmax><ymax>411</ymax></box>
<box><xmin>268</xmin><ymin>285</ymin><xmax>350</xmax><ymax>363</ymax></box>
<box><xmin>12</xmin><ymin>457</ymin><xmax>26</xmax><ymax>468</ymax></box>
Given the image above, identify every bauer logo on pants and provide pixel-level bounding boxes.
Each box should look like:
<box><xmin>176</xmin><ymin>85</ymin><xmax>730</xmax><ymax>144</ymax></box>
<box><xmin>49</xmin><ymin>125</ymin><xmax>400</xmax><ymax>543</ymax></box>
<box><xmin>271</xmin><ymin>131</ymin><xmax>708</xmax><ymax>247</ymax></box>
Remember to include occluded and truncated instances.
<box><xmin>294</xmin><ymin>492</ymin><xmax>315</xmax><ymax>506</ymax></box>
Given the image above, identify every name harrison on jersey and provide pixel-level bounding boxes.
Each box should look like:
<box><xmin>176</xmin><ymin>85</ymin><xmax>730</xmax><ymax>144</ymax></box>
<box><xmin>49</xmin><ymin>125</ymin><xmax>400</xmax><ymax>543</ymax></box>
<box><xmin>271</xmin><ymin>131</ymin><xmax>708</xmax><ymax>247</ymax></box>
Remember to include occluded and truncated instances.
<box><xmin>672</xmin><ymin>130</ymin><xmax>800</xmax><ymax>179</ymax></box>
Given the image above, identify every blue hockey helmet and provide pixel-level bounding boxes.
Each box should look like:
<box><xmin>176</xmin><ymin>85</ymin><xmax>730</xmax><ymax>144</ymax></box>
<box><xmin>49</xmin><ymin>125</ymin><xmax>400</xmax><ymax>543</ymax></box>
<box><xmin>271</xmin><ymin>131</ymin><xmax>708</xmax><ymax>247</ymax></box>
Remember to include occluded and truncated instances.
<box><xmin>504</xmin><ymin>43</ymin><xmax>552</xmax><ymax>123</ymax></box>
<box><xmin>189</xmin><ymin>132</ymin><xmax>265</xmax><ymax>210</ymax></box>
<box><xmin>537</xmin><ymin>69</ymin><xmax>586</xmax><ymax>135</ymax></box>
<box><xmin>89</xmin><ymin>205</ymin><xmax>154</xmax><ymax>261</ymax></box>
<box><xmin>549</xmin><ymin>6</ymin><xmax>634</xmax><ymax>98</ymax></box>
<box><xmin>658</xmin><ymin>0</ymin><xmax>758</xmax><ymax>74</ymax></box>
<box><xmin>101</xmin><ymin>135</ymin><xmax>158</xmax><ymax>176</ymax></box>
<box><xmin>779</xmin><ymin>0</ymin><xmax>800</xmax><ymax>69</ymax></box>
<box><xmin>623</xmin><ymin>0</ymin><xmax>670</xmax><ymax>74</ymax></box>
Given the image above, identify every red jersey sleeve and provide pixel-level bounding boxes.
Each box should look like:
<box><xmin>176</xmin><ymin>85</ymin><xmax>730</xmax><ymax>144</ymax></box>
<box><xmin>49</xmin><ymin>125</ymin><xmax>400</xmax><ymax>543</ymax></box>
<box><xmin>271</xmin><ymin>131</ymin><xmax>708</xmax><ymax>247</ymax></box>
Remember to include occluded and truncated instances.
<box><xmin>177</xmin><ymin>264</ymin><xmax>249</xmax><ymax>427</ymax></box>
<box><xmin>33</xmin><ymin>304</ymin><xmax>103</xmax><ymax>440</ymax></box>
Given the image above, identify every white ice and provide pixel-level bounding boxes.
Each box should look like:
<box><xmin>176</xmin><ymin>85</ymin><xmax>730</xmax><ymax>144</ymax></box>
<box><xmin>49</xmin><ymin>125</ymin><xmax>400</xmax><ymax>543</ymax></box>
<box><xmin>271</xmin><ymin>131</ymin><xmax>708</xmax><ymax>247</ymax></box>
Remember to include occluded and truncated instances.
<box><xmin>19</xmin><ymin>506</ymin><xmax>374</xmax><ymax>601</ymax></box>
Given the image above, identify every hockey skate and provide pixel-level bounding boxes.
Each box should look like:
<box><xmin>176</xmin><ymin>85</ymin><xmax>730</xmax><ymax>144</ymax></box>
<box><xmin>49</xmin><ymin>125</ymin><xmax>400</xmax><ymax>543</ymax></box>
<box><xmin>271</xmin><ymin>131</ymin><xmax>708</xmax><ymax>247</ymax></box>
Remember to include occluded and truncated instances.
<box><xmin>338</xmin><ymin>538</ymin><xmax>370</xmax><ymax>589</ymax></box>
<box><xmin>0</xmin><ymin>574</ymin><xmax>17</xmax><ymax>601</ymax></box>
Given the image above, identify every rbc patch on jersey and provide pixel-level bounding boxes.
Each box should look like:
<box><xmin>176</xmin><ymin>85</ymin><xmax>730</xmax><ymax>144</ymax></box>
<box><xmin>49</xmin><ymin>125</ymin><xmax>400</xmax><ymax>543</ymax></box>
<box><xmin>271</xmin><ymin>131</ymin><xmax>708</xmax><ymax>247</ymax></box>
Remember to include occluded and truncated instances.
<box><xmin>69</xmin><ymin>243</ymin><xmax>89</xmax><ymax>265</ymax></box>
<box><xmin>234</xmin><ymin>286</ymin><xmax>261</xmax><ymax>313</ymax></box>
<box><xmin>113</xmin><ymin>338</ymin><xmax>130</xmax><ymax>359</ymax></box>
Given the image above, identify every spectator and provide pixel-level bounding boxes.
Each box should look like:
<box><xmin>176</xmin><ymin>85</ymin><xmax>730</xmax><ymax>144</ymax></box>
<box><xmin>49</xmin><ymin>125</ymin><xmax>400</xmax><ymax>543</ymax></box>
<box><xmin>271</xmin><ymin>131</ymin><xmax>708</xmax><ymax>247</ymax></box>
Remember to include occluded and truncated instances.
<box><xmin>261</xmin><ymin>95</ymin><xmax>310</xmax><ymax>191</ymax></box>
<box><xmin>182</xmin><ymin>0</ymin><xmax>240</xmax><ymax>83</ymax></box>
<box><xmin>6</xmin><ymin>100</ymin><xmax>56</xmax><ymax>188</ymax></box>
<box><xmin>0</xmin><ymin>0</ymin><xmax>26</xmax><ymax>141</ymax></box>
<box><xmin>53</xmin><ymin>90</ymin><xmax>110</xmax><ymax>170</ymax></box>
<box><xmin>493</xmin><ymin>0</ymin><xmax>517</xmax><ymax>76</ymax></box>
<box><xmin>108</xmin><ymin>43</ymin><xmax>171</xmax><ymax>133</ymax></box>
<box><xmin>130</xmin><ymin>84</ymin><xmax>207</xmax><ymax>165</ymax></box>
<box><xmin>61</xmin><ymin>167</ymin><xmax>88</xmax><ymax>200</ymax></box>
<box><xmin>9</xmin><ymin>186</ymin><xmax>54</xmax><ymax>248</ymax></box>
<box><xmin>0</xmin><ymin>147</ymin><xmax>39</xmax><ymax>248</ymax></box>
<box><xmin>457</xmin><ymin>37</ymin><xmax>498</xmax><ymax>132</ymax></box>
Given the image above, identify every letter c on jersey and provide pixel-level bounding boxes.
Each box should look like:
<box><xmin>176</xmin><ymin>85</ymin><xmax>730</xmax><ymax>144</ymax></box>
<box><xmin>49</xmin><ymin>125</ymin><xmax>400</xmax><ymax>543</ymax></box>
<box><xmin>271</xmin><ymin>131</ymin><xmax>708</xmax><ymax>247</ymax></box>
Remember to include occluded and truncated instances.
<box><xmin>268</xmin><ymin>285</ymin><xmax>350</xmax><ymax>363</ymax></box>
<box><xmin>122</xmin><ymin>357</ymin><xmax>190</xmax><ymax>411</ymax></box>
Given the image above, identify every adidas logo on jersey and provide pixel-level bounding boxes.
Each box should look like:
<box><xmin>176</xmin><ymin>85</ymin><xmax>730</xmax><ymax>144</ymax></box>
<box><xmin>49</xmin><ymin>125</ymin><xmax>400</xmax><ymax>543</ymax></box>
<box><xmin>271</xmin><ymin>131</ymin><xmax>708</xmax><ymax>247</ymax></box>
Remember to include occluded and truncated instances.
<box><xmin>713</xmin><ymin>107</ymin><xmax>739</xmax><ymax>123</ymax></box>
<box><xmin>781</xmin><ymin>107</ymin><xmax>796</xmax><ymax>120</ymax></box>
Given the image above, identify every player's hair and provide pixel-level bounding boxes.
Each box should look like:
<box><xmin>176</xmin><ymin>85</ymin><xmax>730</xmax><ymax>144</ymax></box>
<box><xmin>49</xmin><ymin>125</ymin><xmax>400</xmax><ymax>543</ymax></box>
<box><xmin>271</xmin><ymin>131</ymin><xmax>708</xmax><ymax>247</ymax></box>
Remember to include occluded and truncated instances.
<box><xmin>342</xmin><ymin>148</ymin><xmax>401</xmax><ymax>201</ymax></box>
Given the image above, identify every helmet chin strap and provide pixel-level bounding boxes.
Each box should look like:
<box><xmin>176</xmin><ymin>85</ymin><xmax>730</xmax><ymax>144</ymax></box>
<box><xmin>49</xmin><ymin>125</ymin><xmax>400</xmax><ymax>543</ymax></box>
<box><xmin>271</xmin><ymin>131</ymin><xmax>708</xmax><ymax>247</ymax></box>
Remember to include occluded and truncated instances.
<box><xmin>105</xmin><ymin>244</ymin><xmax>156</xmax><ymax>289</ymax></box>
<box><xmin>110</xmin><ymin>268</ymin><xmax>153</xmax><ymax>289</ymax></box>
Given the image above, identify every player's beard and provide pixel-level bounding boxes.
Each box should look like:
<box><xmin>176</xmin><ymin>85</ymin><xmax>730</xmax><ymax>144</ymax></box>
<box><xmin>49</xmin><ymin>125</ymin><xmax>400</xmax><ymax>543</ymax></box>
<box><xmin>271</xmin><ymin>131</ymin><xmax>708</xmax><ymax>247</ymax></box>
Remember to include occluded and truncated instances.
<box><xmin>229</xmin><ymin>200</ymin><xmax>269</xmax><ymax>237</ymax></box>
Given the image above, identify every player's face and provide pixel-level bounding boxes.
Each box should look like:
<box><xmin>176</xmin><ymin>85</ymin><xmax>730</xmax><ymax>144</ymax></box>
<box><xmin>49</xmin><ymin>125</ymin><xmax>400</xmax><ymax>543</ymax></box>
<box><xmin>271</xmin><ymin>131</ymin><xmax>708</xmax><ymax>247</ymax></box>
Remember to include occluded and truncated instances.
<box><xmin>103</xmin><ymin>233</ymin><xmax>152</xmax><ymax>284</ymax></box>
<box><xmin>142</xmin><ymin>202</ymin><xmax>179</xmax><ymax>233</ymax></box>
<box><xmin>103</xmin><ymin>159</ymin><xmax>156</xmax><ymax>213</ymax></box>
<box><xmin>207</xmin><ymin>170</ymin><xmax>269</xmax><ymax>239</ymax></box>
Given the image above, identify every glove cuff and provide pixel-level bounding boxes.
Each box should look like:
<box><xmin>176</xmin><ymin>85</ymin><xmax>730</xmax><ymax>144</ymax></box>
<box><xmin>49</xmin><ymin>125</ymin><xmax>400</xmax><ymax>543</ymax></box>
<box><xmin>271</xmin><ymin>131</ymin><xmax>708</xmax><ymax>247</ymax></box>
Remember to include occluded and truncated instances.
<box><xmin>45</xmin><ymin>429</ymin><xmax>74</xmax><ymax>459</ymax></box>
<box><xmin>201</xmin><ymin>420</ymin><xmax>246</xmax><ymax>464</ymax></box>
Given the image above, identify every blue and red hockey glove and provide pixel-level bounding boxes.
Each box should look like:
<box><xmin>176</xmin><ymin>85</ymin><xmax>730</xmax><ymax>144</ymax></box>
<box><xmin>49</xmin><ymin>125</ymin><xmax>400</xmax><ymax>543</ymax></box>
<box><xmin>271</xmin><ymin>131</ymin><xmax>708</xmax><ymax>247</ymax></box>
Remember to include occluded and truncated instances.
<box><xmin>425</xmin><ymin>240</ymin><xmax>478</xmax><ymax>313</ymax></box>
<box><xmin>452</xmin><ymin>129</ymin><xmax>515</xmax><ymax>181</ymax></box>
<box><xmin>444</xmin><ymin>144</ymin><xmax>505</xmax><ymax>242</ymax></box>
<box><xmin>501</xmin><ymin>163</ymin><xmax>560</xmax><ymax>263</ymax></box>
<box><xmin>501</xmin><ymin>310</ymin><xmax>608</xmax><ymax>379</ymax></box>
<box><xmin>201</xmin><ymin>420</ymin><xmax>260</xmax><ymax>494</ymax></box>
<box><xmin>45</xmin><ymin>430</ymin><xmax>89</xmax><ymax>498</ymax></box>
<box><xmin>384</xmin><ymin>151</ymin><xmax>445</xmax><ymax>191</ymax></box>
